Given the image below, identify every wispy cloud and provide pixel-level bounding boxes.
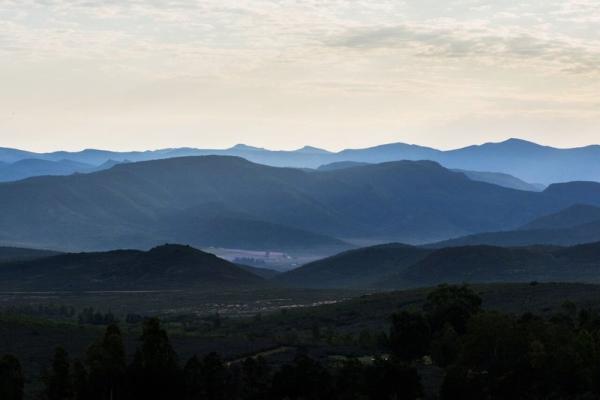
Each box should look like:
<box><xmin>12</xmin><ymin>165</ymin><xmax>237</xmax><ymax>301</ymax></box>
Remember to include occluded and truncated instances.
<box><xmin>0</xmin><ymin>0</ymin><xmax>599</xmax><ymax>151</ymax></box>
<box><xmin>329</xmin><ymin>21</ymin><xmax>600</xmax><ymax>74</ymax></box>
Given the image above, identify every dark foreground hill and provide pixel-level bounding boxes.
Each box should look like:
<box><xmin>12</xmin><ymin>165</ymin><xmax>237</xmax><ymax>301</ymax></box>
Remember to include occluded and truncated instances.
<box><xmin>275</xmin><ymin>244</ymin><xmax>431</xmax><ymax>288</ymax></box>
<box><xmin>279</xmin><ymin>240</ymin><xmax>600</xmax><ymax>289</ymax></box>
<box><xmin>1</xmin><ymin>156</ymin><xmax>600</xmax><ymax>252</ymax></box>
<box><xmin>0</xmin><ymin>244</ymin><xmax>265</xmax><ymax>291</ymax></box>
<box><xmin>383</xmin><ymin>242</ymin><xmax>600</xmax><ymax>288</ymax></box>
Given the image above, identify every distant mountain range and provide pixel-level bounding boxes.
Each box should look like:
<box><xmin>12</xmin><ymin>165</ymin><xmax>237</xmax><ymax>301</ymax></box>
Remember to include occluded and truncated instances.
<box><xmin>0</xmin><ymin>158</ymin><xmax>124</xmax><ymax>182</ymax></box>
<box><xmin>0</xmin><ymin>244</ymin><xmax>266</xmax><ymax>291</ymax></box>
<box><xmin>2</xmin><ymin>138</ymin><xmax>600</xmax><ymax>184</ymax></box>
<box><xmin>277</xmin><ymin>241</ymin><xmax>600</xmax><ymax>289</ymax></box>
<box><xmin>1</xmin><ymin>156</ymin><xmax>600</xmax><ymax>252</ymax></box>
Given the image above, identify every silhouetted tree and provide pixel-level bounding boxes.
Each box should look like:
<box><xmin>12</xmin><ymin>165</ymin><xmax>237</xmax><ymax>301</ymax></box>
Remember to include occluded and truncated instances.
<box><xmin>183</xmin><ymin>355</ymin><xmax>203</xmax><ymax>400</ymax></box>
<box><xmin>424</xmin><ymin>284</ymin><xmax>482</xmax><ymax>334</ymax></box>
<box><xmin>44</xmin><ymin>347</ymin><xmax>72</xmax><ymax>400</ymax></box>
<box><xmin>86</xmin><ymin>324</ymin><xmax>126</xmax><ymax>399</ymax></box>
<box><xmin>200</xmin><ymin>352</ymin><xmax>228</xmax><ymax>400</ymax></box>
<box><xmin>128</xmin><ymin>318</ymin><xmax>181</xmax><ymax>400</ymax></box>
<box><xmin>271</xmin><ymin>354</ymin><xmax>334</xmax><ymax>400</ymax></box>
<box><xmin>364</xmin><ymin>358</ymin><xmax>422</xmax><ymax>400</ymax></box>
<box><xmin>71</xmin><ymin>360</ymin><xmax>88</xmax><ymax>400</ymax></box>
<box><xmin>0</xmin><ymin>354</ymin><xmax>24</xmax><ymax>400</ymax></box>
<box><xmin>238</xmin><ymin>357</ymin><xmax>271</xmax><ymax>400</ymax></box>
<box><xmin>389</xmin><ymin>311</ymin><xmax>431</xmax><ymax>362</ymax></box>
<box><xmin>430</xmin><ymin>324</ymin><xmax>460</xmax><ymax>367</ymax></box>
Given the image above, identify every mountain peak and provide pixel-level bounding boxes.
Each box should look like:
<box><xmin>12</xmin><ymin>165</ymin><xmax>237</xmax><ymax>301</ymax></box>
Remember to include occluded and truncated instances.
<box><xmin>495</xmin><ymin>138</ymin><xmax>545</xmax><ymax>148</ymax></box>
<box><xmin>230</xmin><ymin>144</ymin><xmax>263</xmax><ymax>151</ymax></box>
<box><xmin>295</xmin><ymin>146</ymin><xmax>331</xmax><ymax>154</ymax></box>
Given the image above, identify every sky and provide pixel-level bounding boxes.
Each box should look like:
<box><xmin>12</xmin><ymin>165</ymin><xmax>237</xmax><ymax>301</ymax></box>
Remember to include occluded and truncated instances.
<box><xmin>1</xmin><ymin>0</ymin><xmax>599</xmax><ymax>152</ymax></box>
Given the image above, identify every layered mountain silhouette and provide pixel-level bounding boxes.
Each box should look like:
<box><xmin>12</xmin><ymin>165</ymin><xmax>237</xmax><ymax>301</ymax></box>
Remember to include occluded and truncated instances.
<box><xmin>2</xmin><ymin>138</ymin><xmax>600</xmax><ymax>184</ymax></box>
<box><xmin>0</xmin><ymin>244</ymin><xmax>265</xmax><ymax>291</ymax></box>
<box><xmin>1</xmin><ymin>156</ymin><xmax>599</xmax><ymax>252</ymax></box>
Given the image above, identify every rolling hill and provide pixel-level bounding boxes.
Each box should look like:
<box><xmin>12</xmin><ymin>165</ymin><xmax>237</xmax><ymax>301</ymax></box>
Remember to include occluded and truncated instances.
<box><xmin>278</xmin><ymin>241</ymin><xmax>600</xmax><ymax>290</ymax></box>
<box><xmin>0</xmin><ymin>244</ymin><xmax>265</xmax><ymax>291</ymax></box>
<box><xmin>275</xmin><ymin>243</ymin><xmax>431</xmax><ymax>288</ymax></box>
<box><xmin>384</xmin><ymin>242</ymin><xmax>600</xmax><ymax>288</ymax></box>
<box><xmin>1</xmin><ymin>156</ymin><xmax>599</xmax><ymax>251</ymax></box>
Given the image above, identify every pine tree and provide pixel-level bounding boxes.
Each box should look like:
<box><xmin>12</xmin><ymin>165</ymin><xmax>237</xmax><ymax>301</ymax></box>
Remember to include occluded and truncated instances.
<box><xmin>0</xmin><ymin>354</ymin><xmax>24</xmax><ymax>400</ymax></box>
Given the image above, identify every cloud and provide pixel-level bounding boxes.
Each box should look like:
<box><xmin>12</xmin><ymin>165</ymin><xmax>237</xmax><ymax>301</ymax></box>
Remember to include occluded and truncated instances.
<box><xmin>327</xmin><ymin>21</ymin><xmax>600</xmax><ymax>74</ymax></box>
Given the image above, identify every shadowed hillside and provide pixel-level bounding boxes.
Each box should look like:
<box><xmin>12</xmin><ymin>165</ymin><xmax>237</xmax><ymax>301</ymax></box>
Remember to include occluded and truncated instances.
<box><xmin>0</xmin><ymin>244</ymin><xmax>265</xmax><ymax>291</ymax></box>
<box><xmin>276</xmin><ymin>243</ymin><xmax>430</xmax><ymax>288</ymax></box>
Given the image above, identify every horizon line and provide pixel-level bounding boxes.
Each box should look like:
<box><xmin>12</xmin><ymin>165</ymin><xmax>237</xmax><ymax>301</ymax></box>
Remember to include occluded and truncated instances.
<box><xmin>2</xmin><ymin>136</ymin><xmax>599</xmax><ymax>155</ymax></box>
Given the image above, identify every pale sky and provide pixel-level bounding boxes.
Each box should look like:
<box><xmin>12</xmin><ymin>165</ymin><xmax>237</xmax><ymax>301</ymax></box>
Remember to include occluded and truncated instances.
<box><xmin>1</xmin><ymin>0</ymin><xmax>599</xmax><ymax>152</ymax></box>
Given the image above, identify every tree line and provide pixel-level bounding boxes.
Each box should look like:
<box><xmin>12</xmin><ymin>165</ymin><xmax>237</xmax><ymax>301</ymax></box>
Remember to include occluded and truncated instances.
<box><xmin>4</xmin><ymin>284</ymin><xmax>600</xmax><ymax>399</ymax></box>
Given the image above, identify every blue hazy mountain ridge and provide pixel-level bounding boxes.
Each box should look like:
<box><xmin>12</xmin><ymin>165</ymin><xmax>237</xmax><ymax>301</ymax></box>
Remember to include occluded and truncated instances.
<box><xmin>432</xmin><ymin>203</ymin><xmax>600</xmax><ymax>248</ymax></box>
<box><xmin>2</xmin><ymin>138</ymin><xmax>600</xmax><ymax>184</ymax></box>
<box><xmin>0</xmin><ymin>159</ymin><xmax>94</xmax><ymax>182</ymax></box>
<box><xmin>318</xmin><ymin>161</ymin><xmax>545</xmax><ymax>192</ymax></box>
<box><xmin>520</xmin><ymin>204</ymin><xmax>600</xmax><ymax>231</ymax></box>
<box><xmin>0</xmin><ymin>156</ymin><xmax>600</xmax><ymax>252</ymax></box>
<box><xmin>0</xmin><ymin>158</ymin><xmax>127</xmax><ymax>182</ymax></box>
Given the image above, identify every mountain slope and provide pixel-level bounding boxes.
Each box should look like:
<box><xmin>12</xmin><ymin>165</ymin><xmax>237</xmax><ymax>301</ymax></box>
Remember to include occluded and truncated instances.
<box><xmin>520</xmin><ymin>204</ymin><xmax>600</xmax><ymax>230</ymax></box>
<box><xmin>396</xmin><ymin>246</ymin><xmax>559</xmax><ymax>287</ymax></box>
<box><xmin>0</xmin><ymin>159</ymin><xmax>95</xmax><ymax>182</ymax></box>
<box><xmin>433</xmin><ymin>203</ymin><xmax>600</xmax><ymax>248</ymax></box>
<box><xmin>1</xmin><ymin>156</ymin><xmax>600</xmax><ymax>251</ymax></box>
<box><xmin>453</xmin><ymin>169</ymin><xmax>544</xmax><ymax>191</ymax></box>
<box><xmin>0</xmin><ymin>244</ymin><xmax>264</xmax><ymax>291</ymax></box>
<box><xmin>0</xmin><ymin>247</ymin><xmax>61</xmax><ymax>263</ymax></box>
<box><xmin>317</xmin><ymin>161</ymin><xmax>371</xmax><ymax>171</ymax></box>
<box><xmin>275</xmin><ymin>243</ymin><xmax>431</xmax><ymax>288</ymax></box>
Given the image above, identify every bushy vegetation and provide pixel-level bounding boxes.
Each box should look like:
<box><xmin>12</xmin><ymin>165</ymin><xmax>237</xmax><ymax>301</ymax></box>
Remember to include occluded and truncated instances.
<box><xmin>3</xmin><ymin>284</ymin><xmax>600</xmax><ymax>399</ymax></box>
<box><xmin>390</xmin><ymin>284</ymin><xmax>600</xmax><ymax>399</ymax></box>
